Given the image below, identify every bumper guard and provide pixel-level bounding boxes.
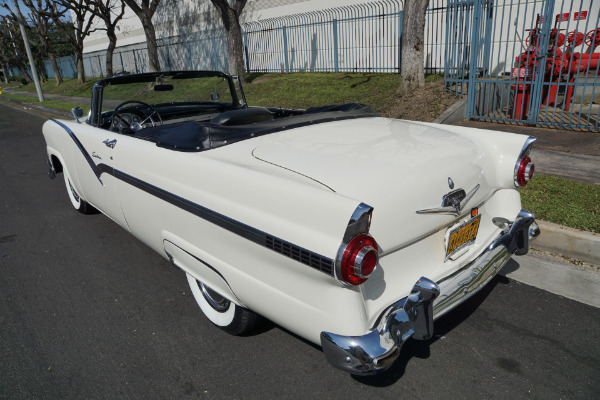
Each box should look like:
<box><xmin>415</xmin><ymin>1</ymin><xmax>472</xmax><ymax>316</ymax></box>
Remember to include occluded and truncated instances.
<box><xmin>320</xmin><ymin>210</ymin><xmax>539</xmax><ymax>375</ymax></box>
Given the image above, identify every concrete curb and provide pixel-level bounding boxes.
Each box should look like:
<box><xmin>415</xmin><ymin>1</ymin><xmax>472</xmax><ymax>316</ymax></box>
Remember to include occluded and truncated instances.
<box><xmin>432</xmin><ymin>99</ymin><xmax>599</xmax><ymax>267</ymax></box>
<box><xmin>433</xmin><ymin>98</ymin><xmax>467</xmax><ymax>125</ymax></box>
<box><xmin>533</xmin><ymin>220</ymin><xmax>600</xmax><ymax>266</ymax></box>
<box><xmin>0</xmin><ymin>97</ymin><xmax>71</xmax><ymax>119</ymax></box>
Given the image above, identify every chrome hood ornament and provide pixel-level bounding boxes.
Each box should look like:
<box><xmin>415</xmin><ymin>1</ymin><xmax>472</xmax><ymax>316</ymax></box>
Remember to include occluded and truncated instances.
<box><xmin>416</xmin><ymin>184</ymin><xmax>480</xmax><ymax>216</ymax></box>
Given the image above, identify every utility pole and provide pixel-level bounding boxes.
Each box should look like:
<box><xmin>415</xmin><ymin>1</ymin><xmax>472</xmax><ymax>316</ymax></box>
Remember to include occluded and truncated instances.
<box><xmin>11</xmin><ymin>0</ymin><xmax>44</xmax><ymax>102</ymax></box>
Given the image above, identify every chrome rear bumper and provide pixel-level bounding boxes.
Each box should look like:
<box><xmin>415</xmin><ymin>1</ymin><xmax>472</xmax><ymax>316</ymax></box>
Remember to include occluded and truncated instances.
<box><xmin>320</xmin><ymin>210</ymin><xmax>538</xmax><ymax>375</ymax></box>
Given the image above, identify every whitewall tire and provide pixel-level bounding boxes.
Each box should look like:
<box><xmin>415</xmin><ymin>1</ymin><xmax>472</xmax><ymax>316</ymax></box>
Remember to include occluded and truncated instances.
<box><xmin>186</xmin><ymin>273</ymin><xmax>260</xmax><ymax>335</ymax></box>
<box><xmin>63</xmin><ymin>170</ymin><xmax>96</xmax><ymax>214</ymax></box>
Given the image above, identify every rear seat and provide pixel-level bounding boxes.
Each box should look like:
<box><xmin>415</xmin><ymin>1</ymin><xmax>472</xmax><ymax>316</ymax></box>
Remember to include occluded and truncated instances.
<box><xmin>210</xmin><ymin>107</ymin><xmax>274</xmax><ymax>126</ymax></box>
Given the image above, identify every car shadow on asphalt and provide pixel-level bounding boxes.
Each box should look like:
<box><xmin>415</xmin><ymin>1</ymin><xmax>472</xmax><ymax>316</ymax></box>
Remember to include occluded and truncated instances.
<box><xmin>352</xmin><ymin>274</ymin><xmax>511</xmax><ymax>386</ymax></box>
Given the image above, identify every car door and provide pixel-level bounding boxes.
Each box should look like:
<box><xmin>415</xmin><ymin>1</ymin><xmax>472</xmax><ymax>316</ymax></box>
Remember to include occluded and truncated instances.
<box><xmin>68</xmin><ymin>121</ymin><xmax>129</xmax><ymax>230</ymax></box>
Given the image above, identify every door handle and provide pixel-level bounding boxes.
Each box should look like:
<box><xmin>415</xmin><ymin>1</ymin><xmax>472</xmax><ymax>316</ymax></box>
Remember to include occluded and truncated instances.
<box><xmin>103</xmin><ymin>139</ymin><xmax>117</xmax><ymax>149</ymax></box>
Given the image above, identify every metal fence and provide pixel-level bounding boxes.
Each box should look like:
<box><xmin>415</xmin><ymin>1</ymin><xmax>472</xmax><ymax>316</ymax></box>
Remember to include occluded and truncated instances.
<box><xmin>9</xmin><ymin>1</ymin><xmax>447</xmax><ymax>78</ymax></box>
<box><xmin>9</xmin><ymin>0</ymin><xmax>600</xmax><ymax>130</ymax></box>
<box><xmin>7</xmin><ymin>55</ymin><xmax>77</xmax><ymax>81</ymax></box>
<box><xmin>445</xmin><ymin>0</ymin><xmax>600</xmax><ymax>130</ymax></box>
<box><xmin>243</xmin><ymin>2</ymin><xmax>404</xmax><ymax>73</ymax></box>
<box><xmin>80</xmin><ymin>0</ymin><xmax>448</xmax><ymax>78</ymax></box>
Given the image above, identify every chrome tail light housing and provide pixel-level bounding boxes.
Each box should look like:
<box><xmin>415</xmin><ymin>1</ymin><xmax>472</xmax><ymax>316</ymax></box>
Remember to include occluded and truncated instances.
<box><xmin>514</xmin><ymin>136</ymin><xmax>536</xmax><ymax>187</ymax></box>
<box><xmin>336</xmin><ymin>203</ymin><xmax>379</xmax><ymax>286</ymax></box>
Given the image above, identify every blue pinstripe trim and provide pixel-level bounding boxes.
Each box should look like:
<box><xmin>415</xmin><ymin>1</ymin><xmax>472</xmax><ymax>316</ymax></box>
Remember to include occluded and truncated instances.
<box><xmin>50</xmin><ymin>120</ymin><xmax>335</xmax><ymax>276</ymax></box>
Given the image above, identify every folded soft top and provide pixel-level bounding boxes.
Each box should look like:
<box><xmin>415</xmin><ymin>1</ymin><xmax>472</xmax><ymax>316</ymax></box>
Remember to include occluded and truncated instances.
<box><xmin>134</xmin><ymin>103</ymin><xmax>380</xmax><ymax>152</ymax></box>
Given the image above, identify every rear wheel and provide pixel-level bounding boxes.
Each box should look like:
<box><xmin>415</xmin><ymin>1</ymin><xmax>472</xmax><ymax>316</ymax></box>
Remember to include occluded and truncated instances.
<box><xmin>186</xmin><ymin>273</ymin><xmax>260</xmax><ymax>335</ymax></box>
<box><xmin>63</xmin><ymin>171</ymin><xmax>96</xmax><ymax>214</ymax></box>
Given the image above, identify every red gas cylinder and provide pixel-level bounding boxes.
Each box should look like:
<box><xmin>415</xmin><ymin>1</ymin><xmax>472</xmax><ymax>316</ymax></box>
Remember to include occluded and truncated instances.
<box><xmin>512</xmin><ymin>81</ymin><xmax>531</xmax><ymax>120</ymax></box>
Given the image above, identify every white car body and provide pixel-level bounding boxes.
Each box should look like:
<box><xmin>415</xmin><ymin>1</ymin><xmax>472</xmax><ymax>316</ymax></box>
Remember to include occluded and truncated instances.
<box><xmin>43</xmin><ymin>71</ymin><xmax>538</xmax><ymax>375</ymax></box>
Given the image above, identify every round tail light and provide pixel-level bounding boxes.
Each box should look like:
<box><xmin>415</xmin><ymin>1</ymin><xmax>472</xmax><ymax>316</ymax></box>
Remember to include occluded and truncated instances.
<box><xmin>339</xmin><ymin>234</ymin><xmax>379</xmax><ymax>285</ymax></box>
<box><xmin>515</xmin><ymin>155</ymin><xmax>535</xmax><ymax>187</ymax></box>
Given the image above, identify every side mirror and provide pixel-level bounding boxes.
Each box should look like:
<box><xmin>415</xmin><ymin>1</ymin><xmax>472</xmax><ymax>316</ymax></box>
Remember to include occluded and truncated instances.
<box><xmin>71</xmin><ymin>106</ymin><xmax>84</xmax><ymax>122</ymax></box>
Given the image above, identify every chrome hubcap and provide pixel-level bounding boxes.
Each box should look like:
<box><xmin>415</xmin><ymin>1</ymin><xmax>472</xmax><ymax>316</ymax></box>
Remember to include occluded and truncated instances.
<box><xmin>199</xmin><ymin>282</ymin><xmax>230</xmax><ymax>312</ymax></box>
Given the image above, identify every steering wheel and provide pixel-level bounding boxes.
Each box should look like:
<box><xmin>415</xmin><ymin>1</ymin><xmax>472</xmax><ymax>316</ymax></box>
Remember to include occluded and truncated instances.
<box><xmin>110</xmin><ymin>100</ymin><xmax>162</xmax><ymax>134</ymax></box>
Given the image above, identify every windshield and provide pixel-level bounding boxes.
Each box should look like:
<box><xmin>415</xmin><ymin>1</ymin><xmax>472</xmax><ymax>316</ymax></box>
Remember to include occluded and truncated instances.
<box><xmin>101</xmin><ymin>74</ymin><xmax>235</xmax><ymax>113</ymax></box>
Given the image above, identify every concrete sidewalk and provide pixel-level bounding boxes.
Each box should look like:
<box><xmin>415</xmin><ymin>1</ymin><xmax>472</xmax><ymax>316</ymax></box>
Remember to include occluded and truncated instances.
<box><xmin>454</xmin><ymin>116</ymin><xmax>600</xmax><ymax>267</ymax></box>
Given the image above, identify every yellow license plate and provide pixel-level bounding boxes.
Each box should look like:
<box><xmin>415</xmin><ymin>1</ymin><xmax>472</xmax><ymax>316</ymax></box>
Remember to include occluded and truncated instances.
<box><xmin>446</xmin><ymin>215</ymin><xmax>481</xmax><ymax>259</ymax></box>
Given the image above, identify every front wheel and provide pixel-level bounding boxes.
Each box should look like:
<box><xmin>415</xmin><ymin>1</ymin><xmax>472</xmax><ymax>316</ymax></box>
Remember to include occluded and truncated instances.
<box><xmin>63</xmin><ymin>171</ymin><xmax>96</xmax><ymax>214</ymax></box>
<box><xmin>186</xmin><ymin>273</ymin><xmax>260</xmax><ymax>335</ymax></box>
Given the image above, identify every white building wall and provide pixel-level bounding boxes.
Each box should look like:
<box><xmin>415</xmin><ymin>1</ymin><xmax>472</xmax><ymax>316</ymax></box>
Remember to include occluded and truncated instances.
<box><xmin>82</xmin><ymin>0</ymin><xmax>379</xmax><ymax>54</ymax></box>
<box><xmin>80</xmin><ymin>0</ymin><xmax>599</xmax><ymax>77</ymax></box>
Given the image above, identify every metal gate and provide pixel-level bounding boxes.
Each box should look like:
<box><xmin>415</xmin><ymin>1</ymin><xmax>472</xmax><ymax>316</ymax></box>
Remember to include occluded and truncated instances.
<box><xmin>445</xmin><ymin>0</ymin><xmax>600</xmax><ymax>130</ymax></box>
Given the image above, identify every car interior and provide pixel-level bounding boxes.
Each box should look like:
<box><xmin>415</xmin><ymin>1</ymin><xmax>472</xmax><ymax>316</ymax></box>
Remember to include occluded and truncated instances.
<box><xmin>92</xmin><ymin>71</ymin><xmax>379</xmax><ymax>152</ymax></box>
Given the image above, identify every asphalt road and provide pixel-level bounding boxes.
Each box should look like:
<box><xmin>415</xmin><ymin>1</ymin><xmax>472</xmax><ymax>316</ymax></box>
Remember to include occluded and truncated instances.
<box><xmin>1</xmin><ymin>102</ymin><xmax>599</xmax><ymax>399</ymax></box>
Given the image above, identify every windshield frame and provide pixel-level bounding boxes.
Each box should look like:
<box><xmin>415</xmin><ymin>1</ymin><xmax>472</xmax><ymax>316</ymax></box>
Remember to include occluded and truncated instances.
<box><xmin>89</xmin><ymin>71</ymin><xmax>246</xmax><ymax>127</ymax></box>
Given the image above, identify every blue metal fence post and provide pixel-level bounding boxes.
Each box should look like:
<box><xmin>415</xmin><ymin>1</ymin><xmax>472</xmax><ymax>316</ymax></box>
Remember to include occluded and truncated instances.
<box><xmin>466</xmin><ymin>0</ymin><xmax>481</xmax><ymax>119</ymax></box>
<box><xmin>211</xmin><ymin>36</ymin><xmax>219</xmax><ymax>71</ymax></box>
<box><xmin>187</xmin><ymin>41</ymin><xmax>193</xmax><ymax>70</ymax></box>
<box><xmin>282</xmin><ymin>26</ymin><xmax>290</xmax><ymax>73</ymax></box>
<box><xmin>165</xmin><ymin>43</ymin><xmax>172</xmax><ymax>71</ymax></box>
<box><xmin>527</xmin><ymin>0</ymin><xmax>556</xmax><ymax>126</ymax></box>
<box><xmin>243</xmin><ymin>31</ymin><xmax>250</xmax><ymax>72</ymax></box>
<box><xmin>133</xmin><ymin>50</ymin><xmax>138</xmax><ymax>73</ymax></box>
<box><xmin>398</xmin><ymin>10</ymin><xmax>403</xmax><ymax>74</ymax></box>
<box><xmin>333</xmin><ymin>19</ymin><xmax>339</xmax><ymax>72</ymax></box>
<box><xmin>481</xmin><ymin>0</ymin><xmax>494</xmax><ymax>76</ymax></box>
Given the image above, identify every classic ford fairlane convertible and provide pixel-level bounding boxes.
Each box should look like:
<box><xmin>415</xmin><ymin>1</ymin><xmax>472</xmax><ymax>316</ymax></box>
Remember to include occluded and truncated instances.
<box><xmin>43</xmin><ymin>71</ymin><xmax>539</xmax><ymax>375</ymax></box>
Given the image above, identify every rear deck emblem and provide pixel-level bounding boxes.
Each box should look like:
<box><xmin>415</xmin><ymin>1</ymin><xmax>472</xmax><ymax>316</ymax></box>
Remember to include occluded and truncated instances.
<box><xmin>416</xmin><ymin>184</ymin><xmax>480</xmax><ymax>216</ymax></box>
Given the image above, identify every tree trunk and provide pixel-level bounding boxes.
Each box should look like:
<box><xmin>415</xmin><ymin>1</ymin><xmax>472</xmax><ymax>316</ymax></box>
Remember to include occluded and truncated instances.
<box><xmin>2</xmin><ymin>64</ymin><xmax>10</xmax><ymax>84</ymax></box>
<box><xmin>209</xmin><ymin>0</ymin><xmax>248</xmax><ymax>82</ymax></box>
<box><xmin>35</xmin><ymin>55</ymin><xmax>47</xmax><ymax>83</ymax></box>
<box><xmin>48</xmin><ymin>53</ymin><xmax>63</xmax><ymax>85</ymax></box>
<box><xmin>106</xmin><ymin>31</ymin><xmax>117</xmax><ymax>76</ymax></box>
<box><xmin>401</xmin><ymin>0</ymin><xmax>430</xmax><ymax>93</ymax></box>
<box><xmin>223</xmin><ymin>7</ymin><xmax>246</xmax><ymax>83</ymax></box>
<box><xmin>17</xmin><ymin>63</ymin><xmax>33</xmax><ymax>83</ymax></box>
<box><xmin>74</xmin><ymin>48</ymin><xmax>85</xmax><ymax>84</ymax></box>
<box><xmin>140</xmin><ymin>14</ymin><xmax>160</xmax><ymax>72</ymax></box>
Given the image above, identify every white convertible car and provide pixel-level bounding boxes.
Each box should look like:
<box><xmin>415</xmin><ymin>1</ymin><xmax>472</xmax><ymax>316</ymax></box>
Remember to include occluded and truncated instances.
<box><xmin>43</xmin><ymin>71</ymin><xmax>539</xmax><ymax>375</ymax></box>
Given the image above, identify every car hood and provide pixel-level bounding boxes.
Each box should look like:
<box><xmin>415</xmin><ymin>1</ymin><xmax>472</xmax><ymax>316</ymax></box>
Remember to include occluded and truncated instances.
<box><xmin>252</xmin><ymin>117</ymin><xmax>495</xmax><ymax>253</ymax></box>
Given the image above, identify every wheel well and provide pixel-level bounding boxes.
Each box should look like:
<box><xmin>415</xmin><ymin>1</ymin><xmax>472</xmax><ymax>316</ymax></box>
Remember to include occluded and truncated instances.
<box><xmin>50</xmin><ymin>155</ymin><xmax>63</xmax><ymax>174</ymax></box>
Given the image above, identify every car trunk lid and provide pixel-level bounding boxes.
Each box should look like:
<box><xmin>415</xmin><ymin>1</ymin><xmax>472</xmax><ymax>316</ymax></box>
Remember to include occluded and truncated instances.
<box><xmin>252</xmin><ymin>117</ymin><xmax>495</xmax><ymax>252</ymax></box>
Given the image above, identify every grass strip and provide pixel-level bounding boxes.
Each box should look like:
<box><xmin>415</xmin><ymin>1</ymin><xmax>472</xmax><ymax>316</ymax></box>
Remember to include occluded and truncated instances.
<box><xmin>244</xmin><ymin>72</ymin><xmax>405</xmax><ymax>111</ymax></box>
<box><xmin>1</xmin><ymin>93</ymin><xmax>89</xmax><ymax>114</ymax></box>
<box><xmin>521</xmin><ymin>174</ymin><xmax>600</xmax><ymax>233</ymax></box>
<box><xmin>8</xmin><ymin>73</ymin><xmax>444</xmax><ymax>116</ymax></box>
<box><xmin>9</xmin><ymin>78</ymin><xmax>96</xmax><ymax>97</ymax></box>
